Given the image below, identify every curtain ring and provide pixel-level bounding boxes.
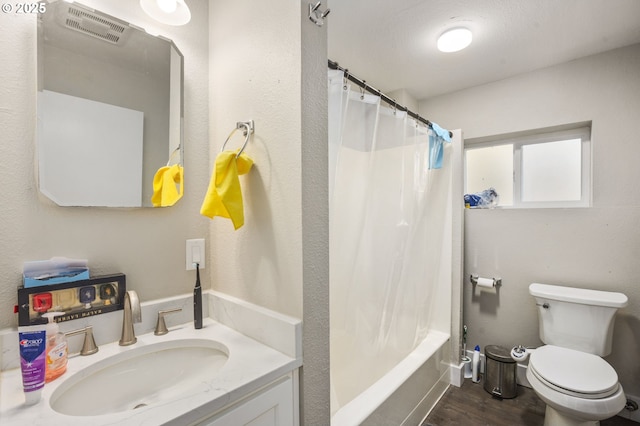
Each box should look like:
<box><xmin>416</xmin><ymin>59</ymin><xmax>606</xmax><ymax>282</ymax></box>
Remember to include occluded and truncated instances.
<box><xmin>360</xmin><ymin>81</ymin><xmax>366</xmax><ymax>100</ymax></box>
<box><xmin>343</xmin><ymin>69</ymin><xmax>349</xmax><ymax>90</ymax></box>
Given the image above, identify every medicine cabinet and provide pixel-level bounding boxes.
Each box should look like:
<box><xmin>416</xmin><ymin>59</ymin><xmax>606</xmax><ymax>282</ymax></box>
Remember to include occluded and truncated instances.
<box><xmin>37</xmin><ymin>1</ymin><xmax>184</xmax><ymax>207</ymax></box>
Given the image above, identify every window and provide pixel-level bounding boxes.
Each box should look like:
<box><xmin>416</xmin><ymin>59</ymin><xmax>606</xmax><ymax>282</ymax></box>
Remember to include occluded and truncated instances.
<box><xmin>465</xmin><ymin>126</ymin><xmax>591</xmax><ymax>208</ymax></box>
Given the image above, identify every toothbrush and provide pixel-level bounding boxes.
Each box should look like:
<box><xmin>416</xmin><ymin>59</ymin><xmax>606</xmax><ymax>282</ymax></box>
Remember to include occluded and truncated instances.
<box><xmin>194</xmin><ymin>263</ymin><xmax>203</xmax><ymax>329</ymax></box>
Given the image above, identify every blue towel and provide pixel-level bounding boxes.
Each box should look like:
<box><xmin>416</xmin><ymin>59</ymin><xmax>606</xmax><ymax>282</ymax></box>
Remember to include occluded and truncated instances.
<box><xmin>428</xmin><ymin>122</ymin><xmax>452</xmax><ymax>169</ymax></box>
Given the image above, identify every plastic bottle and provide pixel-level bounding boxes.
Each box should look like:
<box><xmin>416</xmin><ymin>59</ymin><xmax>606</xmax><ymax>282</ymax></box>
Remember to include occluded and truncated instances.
<box><xmin>18</xmin><ymin>324</ymin><xmax>46</xmax><ymax>405</ymax></box>
<box><xmin>472</xmin><ymin>345</ymin><xmax>480</xmax><ymax>383</ymax></box>
<box><xmin>42</xmin><ymin>312</ymin><xmax>68</xmax><ymax>382</ymax></box>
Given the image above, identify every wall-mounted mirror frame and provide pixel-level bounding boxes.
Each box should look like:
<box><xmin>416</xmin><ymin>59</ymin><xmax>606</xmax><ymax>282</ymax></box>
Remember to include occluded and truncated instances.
<box><xmin>37</xmin><ymin>1</ymin><xmax>184</xmax><ymax>207</ymax></box>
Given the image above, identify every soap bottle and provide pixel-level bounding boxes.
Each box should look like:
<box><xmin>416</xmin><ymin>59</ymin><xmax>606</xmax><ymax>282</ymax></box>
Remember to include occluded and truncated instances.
<box><xmin>42</xmin><ymin>312</ymin><xmax>68</xmax><ymax>382</ymax></box>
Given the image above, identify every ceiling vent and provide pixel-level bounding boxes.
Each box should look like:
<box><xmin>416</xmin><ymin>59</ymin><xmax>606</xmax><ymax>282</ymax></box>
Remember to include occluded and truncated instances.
<box><xmin>65</xmin><ymin>5</ymin><xmax>128</xmax><ymax>45</ymax></box>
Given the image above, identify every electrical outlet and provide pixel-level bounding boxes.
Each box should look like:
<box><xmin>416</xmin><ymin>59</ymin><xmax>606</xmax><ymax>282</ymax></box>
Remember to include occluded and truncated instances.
<box><xmin>186</xmin><ymin>239</ymin><xmax>205</xmax><ymax>270</ymax></box>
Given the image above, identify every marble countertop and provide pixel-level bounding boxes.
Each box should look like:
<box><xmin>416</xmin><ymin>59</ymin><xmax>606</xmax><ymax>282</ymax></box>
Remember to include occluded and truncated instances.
<box><xmin>0</xmin><ymin>318</ymin><xmax>300</xmax><ymax>425</ymax></box>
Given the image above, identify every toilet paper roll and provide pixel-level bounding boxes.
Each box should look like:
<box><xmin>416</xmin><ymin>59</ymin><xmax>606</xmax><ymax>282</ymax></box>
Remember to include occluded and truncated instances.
<box><xmin>474</xmin><ymin>277</ymin><xmax>496</xmax><ymax>295</ymax></box>
<box><xmin>476</xmin><ymin>277</ymin><xmax>494</xmax><ymax>288</ymax></box>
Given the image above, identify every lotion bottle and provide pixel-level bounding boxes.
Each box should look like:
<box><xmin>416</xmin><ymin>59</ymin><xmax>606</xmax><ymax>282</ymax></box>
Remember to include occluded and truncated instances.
<box><xmin>472</xmin><ymin>345</ymin><xmax>481</xmax><ymax>383</ymax></box>
<box><xmin>42</xmin><ymin>312</ymin><xmax>68</xmax><ymax>382</ymax></box>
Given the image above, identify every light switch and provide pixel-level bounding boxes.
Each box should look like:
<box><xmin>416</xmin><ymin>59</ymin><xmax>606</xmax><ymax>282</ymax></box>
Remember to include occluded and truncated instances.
<box><xmin>186</xmin><ymin>239</ymin><xmax>205</xmax><ymax>270</ymax></box>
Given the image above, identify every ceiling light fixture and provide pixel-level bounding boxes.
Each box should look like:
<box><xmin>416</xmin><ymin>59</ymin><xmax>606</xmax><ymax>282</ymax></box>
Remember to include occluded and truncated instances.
<box><xmin>437</xmin><ymin>27</ymin><xmax>473</xmax><ymax>53</ymax></box>
<box><xmin>140</xmin><ymin>0</ymin><xmax>191</xmax><ymax>26</ymax></box>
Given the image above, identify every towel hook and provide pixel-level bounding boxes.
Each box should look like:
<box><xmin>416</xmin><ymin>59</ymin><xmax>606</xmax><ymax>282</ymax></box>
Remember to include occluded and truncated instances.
<box><xmin>309</xmin><ymin>2</ymin><xmax>330</xmax><ymax>26</ymax></box>
<box><xmin>221</xmin><ymin>120</ymin><xmax>254</xmax><ymax>158</ymax></box>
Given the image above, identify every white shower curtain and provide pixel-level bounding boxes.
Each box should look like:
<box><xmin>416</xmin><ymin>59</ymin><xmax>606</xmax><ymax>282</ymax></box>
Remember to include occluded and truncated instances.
<box><xmin>329</xmin><ymin>69</ymin><xmax>452</xmax><ymax>412</ymax></box>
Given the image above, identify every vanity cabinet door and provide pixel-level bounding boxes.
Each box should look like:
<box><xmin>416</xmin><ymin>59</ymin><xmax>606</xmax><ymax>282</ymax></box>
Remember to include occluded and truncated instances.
<box><xmin>198</xmin><ymin>374</ymin><xmax>296</xmax><ymax>426</ymax></box>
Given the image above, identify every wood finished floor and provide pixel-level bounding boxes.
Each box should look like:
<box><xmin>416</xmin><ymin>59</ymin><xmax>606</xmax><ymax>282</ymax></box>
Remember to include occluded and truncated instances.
<box><xmin>422</xmin><ymin>379</ymin><xmax>637</xmax><ymax>426</ymax></box>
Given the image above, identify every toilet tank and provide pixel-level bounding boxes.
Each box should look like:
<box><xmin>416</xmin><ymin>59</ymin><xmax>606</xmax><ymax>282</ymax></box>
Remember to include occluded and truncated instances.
<box><xmin>529</xmin><ymin>283</ymin><xmax>628</xmax><ymax>356</ymax></box>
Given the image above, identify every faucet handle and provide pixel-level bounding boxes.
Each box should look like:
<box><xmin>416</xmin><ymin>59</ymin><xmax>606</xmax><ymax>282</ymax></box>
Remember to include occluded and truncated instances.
<box><xmin>154</xmin><ymin>308</ymin><xmax>182</xmax><ymax>336</ymax></box>
<box><xmin>65</xmin><ymin>325</ymin><xmax>99</xmax><ymax>356</ymax></box>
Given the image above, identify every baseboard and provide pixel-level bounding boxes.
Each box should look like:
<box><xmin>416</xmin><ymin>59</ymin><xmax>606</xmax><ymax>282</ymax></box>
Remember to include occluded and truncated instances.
<box><xmin>450</xmin><ymin>361</ymin><xmax>464</xmax><ymax>387</ymax></box>
<box><xmin>517</xmin><ymin>363</ymin><xmax>531</xmax><ymax>388</ymax></box>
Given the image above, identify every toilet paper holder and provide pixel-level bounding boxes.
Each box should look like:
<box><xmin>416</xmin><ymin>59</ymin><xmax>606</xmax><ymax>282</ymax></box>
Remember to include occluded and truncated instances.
<box><xmin>470</xmin><ymin>274</ymin><xmax>502</xmax><ymax>287</ymax></box>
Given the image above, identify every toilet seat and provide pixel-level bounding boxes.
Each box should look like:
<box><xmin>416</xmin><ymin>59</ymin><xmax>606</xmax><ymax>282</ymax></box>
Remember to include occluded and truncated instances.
<box><xmin>529</xmin><ymin>345</ymin><xmax>619</xmax><ymax>399</ymax></box>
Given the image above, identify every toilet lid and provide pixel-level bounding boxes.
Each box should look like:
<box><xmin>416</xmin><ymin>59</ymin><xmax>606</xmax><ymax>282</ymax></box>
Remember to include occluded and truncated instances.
<box><xmin>529</xmin><ymin>345</ymin><xmax>619</xmax><ymax>399</ymax></box>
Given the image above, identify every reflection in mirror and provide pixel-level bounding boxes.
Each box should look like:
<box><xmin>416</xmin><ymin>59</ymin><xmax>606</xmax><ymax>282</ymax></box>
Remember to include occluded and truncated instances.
<box><xmin>37</xmin><ymin>1</ymin><xmax>184</xmax><ymax>207</ymax></box>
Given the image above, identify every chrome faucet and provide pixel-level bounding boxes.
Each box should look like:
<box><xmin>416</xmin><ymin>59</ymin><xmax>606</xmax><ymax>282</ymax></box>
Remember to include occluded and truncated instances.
<box><xmin>119</xmin><ymin>290</ymin><xmax>141</xmax><ymax>346</ymax></box>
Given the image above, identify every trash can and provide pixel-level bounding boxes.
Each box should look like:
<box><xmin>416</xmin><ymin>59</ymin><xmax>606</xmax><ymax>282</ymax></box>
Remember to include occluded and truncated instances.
<box><xmin>483</xmin><ymin>345</ymin><xmax>517</xmax><ymax>399</ymax></box>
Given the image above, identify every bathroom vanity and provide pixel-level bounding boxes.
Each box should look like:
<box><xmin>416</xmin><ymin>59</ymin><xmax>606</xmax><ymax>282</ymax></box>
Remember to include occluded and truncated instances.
<box><xmin>0</xmin><ymin>291</ymin><xmax>302</xmax><ymax>425</ymax></box>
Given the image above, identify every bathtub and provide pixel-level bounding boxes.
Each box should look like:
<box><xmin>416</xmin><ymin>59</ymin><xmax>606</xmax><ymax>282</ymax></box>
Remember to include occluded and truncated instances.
<box><xmin>331</xmin><ymin>330</ymin><xmax>451</xmax><ymax>426</ymax></box>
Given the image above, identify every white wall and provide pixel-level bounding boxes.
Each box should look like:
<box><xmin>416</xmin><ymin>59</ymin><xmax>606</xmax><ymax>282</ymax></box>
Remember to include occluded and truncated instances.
<box><xmin>0</xmin><ymin>0</ymin><xmax>210</xmax><ymax>329</ymax></box>
<box><xmin>208</xmin><ymin>1</ymin><xmax>303</xmax><ymax>318</ymax></box>
<box><xmin>420</xmin><ymin>44</ymin><xmax>640</xmax><ymax>398</ymax></box>
<box><xmin>208</xmin><ymin>1</ymin><xmax>329</xmax><ymax>423</ymax></box>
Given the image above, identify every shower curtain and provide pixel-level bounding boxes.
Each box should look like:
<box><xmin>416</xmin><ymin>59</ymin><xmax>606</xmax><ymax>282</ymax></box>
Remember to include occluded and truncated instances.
<box><xmin>329</xmin><ymin>69</ymin><xmax>452</xmax><ymax>412</ymax></box>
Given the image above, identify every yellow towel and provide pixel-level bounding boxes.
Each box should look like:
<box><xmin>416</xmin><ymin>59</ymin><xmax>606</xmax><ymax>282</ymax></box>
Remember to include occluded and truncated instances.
<box><xmin>200</xmin><ymin>149</ymin><xmax>253</xmax><ymax>229</ymax></box>
<box><xmin>151</xmin><ymin>164</ymin><xmax>184</xmax><ymax>207</ymax></box>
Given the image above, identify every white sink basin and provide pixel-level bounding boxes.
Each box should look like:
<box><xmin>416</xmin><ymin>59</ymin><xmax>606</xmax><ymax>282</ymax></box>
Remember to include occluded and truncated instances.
<box><xmin>49</xmin><ymin>338</ymin><xmax>229</xmax><ymax>416</ymax></box>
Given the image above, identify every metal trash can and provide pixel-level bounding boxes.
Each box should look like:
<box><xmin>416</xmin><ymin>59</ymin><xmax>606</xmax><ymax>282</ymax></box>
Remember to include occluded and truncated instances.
<box><xmin>483</xmin><ymin>345</ymin><xmax>517</xmax><ymax>399</ymax></box>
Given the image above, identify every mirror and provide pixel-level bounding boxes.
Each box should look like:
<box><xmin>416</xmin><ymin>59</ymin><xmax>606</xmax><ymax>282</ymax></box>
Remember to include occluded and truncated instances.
<box><xmin>37</xmin><ymin>1</ymin><xmax>183</xmax><ymax>207</ymax></box>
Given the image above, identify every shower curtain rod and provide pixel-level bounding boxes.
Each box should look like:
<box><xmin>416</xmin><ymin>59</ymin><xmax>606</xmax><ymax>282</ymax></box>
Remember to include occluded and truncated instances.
<box><xmin>328</xmin><ymin>59</ymin><xmax>453</xmax><ymax>138</ymax></box>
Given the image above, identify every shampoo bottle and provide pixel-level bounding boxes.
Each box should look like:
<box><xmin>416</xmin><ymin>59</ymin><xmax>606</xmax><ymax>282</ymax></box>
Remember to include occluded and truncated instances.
<box><xmin>42</xmin><ymin>312</ymin><xmax>68</xmax><ymax>382</ymax></box>
<box><xmin>472</xmin><ymin>345</ymin><xmax>480</xmax><ymax>383</ymax></box>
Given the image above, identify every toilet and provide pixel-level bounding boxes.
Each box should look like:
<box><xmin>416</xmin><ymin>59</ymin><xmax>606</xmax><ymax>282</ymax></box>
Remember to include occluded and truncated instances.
<box><xmin>527</xmin><ymin>283</ymin><xmax>628</xmax><ymax>426</ymax></box>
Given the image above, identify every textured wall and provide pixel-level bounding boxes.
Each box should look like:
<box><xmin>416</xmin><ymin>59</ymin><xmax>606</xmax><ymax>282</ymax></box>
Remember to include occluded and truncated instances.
<box><xmin>0</xmin><ymin>0</ymin><xmax>211</xmax><ymax>330</ymax></box>
<box><xmin>208</xmin><ymin>2</ymin><xmax>330</xmax><ymax>422</ymax></box>
<box><xmin>420</xmin><ymin>44</ymin><xmax>640</xmax><ymax>398</ymax></box>
<box><xmin>301</xmin><ymin>4</ymin><xmax>331</xmax><ymax>424</ymax></box>
<box><xmin>208</xmin><ymin>0</ymin><xmax>304</xmax><ymax>320</ymax></box>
